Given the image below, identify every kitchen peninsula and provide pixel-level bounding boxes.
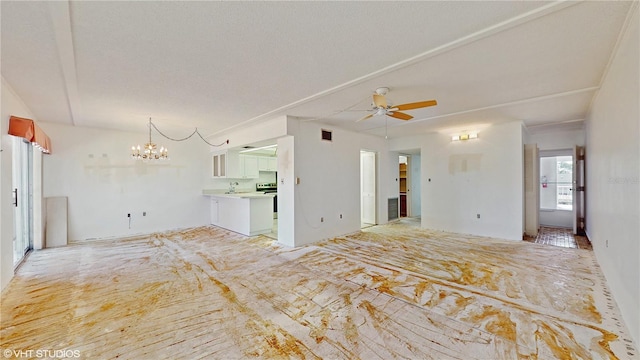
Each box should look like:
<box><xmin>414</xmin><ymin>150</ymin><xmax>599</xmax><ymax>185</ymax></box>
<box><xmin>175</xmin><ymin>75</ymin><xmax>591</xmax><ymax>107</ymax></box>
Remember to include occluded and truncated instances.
<box><xmin>202</xmin><ymin>190</ymin><xmax>275</xmax><ymax>236</ymax></box>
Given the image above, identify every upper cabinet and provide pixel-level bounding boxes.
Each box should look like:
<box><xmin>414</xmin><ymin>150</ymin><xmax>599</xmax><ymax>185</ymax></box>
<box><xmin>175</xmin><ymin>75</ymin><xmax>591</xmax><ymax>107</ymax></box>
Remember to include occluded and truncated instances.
<box><xmin>212</xmin><ymin>150</ymin><xmax>240</xmax><ymax>178</ymax></box>
<box><xmin>258</xmin><ymin>156</ymin><xmax>277</xmax><ymax>172</ymax></box>
<box><xmin>212</xmin><ymin>150</ymin><xmax>260</xmax><ymax>179</ymax></box>
<box><xmin>212</xmin><ymin>152</ymin><xmax>227</xmax><ymax>178</ymax></box>
<box><xmin>212</xmin><ymin>150</ymin><xmax>276</xmax><ymax>178</ymax></box>
<box><xmin>240</xmin><ymin>155</ymin><xmax>259</xmax><ymax>179</ymax></box>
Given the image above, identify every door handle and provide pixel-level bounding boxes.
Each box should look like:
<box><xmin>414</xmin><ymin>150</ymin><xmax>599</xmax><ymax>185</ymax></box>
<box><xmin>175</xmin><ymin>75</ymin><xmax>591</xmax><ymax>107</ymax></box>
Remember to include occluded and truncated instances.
<box><xmin>12</xmin><ymin>188</ymin><xmax>18</xmax><ymax>207</ymax></box>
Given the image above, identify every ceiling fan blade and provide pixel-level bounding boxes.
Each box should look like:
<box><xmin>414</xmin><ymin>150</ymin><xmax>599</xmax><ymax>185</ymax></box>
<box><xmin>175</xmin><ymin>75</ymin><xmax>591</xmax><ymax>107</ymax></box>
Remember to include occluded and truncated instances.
<box><xmin>395</xmin><ymin>100</ymin><xmax>437</xmax><ymax>111</ymax></box>
<box><xmin>388</xmin><ymin>111</ymin><xmax>413</xmax><ymax>121</ymax></box>
<box><xmin>373</xmin><ymin>94</ymin><xmax>387</xmax><ymax>108</ymax></box>
<box><xmin>356</xmin><ymin>114</ymin><xmax>374</xmax><ymax>122</ymax></box>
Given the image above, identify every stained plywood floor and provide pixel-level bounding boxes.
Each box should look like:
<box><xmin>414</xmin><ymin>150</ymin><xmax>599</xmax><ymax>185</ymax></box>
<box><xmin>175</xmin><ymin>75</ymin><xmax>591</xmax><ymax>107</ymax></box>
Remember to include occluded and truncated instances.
<box><xmin>1</xmin><ymin>223</ymin><xmax>637</xmax><ymax>359</ymax></box>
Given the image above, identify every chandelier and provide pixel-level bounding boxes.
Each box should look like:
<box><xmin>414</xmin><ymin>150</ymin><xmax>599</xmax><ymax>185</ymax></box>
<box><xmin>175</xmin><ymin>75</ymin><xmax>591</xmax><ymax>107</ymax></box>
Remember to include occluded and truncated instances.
<box><xmin>131</xmin><ymin>118</ymin><xmax>168</xmax><ymax>160</ymax></box>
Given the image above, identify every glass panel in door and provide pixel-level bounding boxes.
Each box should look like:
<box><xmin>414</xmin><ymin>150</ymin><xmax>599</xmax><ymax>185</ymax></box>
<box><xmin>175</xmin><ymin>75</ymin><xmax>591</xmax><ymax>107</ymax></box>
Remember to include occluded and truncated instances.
<box><xmin>12</xmin><ymin>138</ymin><xmax>33</xmax><ymax>267</ymax></box>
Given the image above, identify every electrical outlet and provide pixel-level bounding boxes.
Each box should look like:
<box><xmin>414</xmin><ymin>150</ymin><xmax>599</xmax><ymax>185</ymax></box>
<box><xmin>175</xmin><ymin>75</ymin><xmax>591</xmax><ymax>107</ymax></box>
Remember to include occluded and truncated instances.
<box><xmin>127</xmin><ymin>213</ymin><xmax>131</xmax><ymax>218</ymax></box>
<box><xmin>340</xmin><ymin>214</ymin><xmax>343</xmax><ymax>219</ymax></box>
<box><xmin>477</xmin><ymin>214</ymin><xmax>480</xmax><ymax>219</ymax></box>
<box><xmin>606</xmin><ymin>239</ymin><xmax>609</xmax><ymax>248</ymax></box>
<box><xmin>143</xmin><ymin>211</ymin><xmax>146</xmax><ymax>216</ymax></box>
<box><xmin>321</xmin><ymin>217</ymin><xmax>324</xmax><ymax>222</ymax></box>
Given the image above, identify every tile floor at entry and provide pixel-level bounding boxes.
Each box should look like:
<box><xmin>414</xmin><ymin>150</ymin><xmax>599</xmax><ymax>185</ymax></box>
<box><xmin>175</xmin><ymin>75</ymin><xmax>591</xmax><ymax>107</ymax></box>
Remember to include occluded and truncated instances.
<box><xmin>525</xmin><ymin>226</ymin><xmax>593</xmax><ymax>249</ymax></box>
<box><xmin>1</xmin><ymin>223</ymin><xmax>637</xmax><ymax>359</ymax></box>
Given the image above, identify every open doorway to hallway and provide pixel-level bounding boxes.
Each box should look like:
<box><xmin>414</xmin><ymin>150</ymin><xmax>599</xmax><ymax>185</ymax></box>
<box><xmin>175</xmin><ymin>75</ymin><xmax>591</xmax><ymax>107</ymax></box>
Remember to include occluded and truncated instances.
<box><xmin>398</xmin><ymin>154</ymin><xmax>421</xmax><ymax>219</ymax></box>
<box><xmin>532</xmin><ymin>147</ymin><xmax>588</xmax><ymax>249</ymax></box>
<box><xmin>360</xmin><ymin>150</ymin><xmax>376</xmax><ymax>228</ymax></box>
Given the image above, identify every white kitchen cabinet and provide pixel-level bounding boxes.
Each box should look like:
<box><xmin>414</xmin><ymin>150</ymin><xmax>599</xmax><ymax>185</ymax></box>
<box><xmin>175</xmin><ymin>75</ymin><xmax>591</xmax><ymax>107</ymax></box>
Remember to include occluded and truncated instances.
<box><xmin>258</xmin><ymin>156</ymin><xmax>277</xmax><ymax>172</ymax></box>
<box><xmin>212</xmin><ymin>152</ymin><xmax>260</xmax><ymax>179</ymax></box>
<box><xmin>203</xmin><ymin>192</ymin><xmax>274</xmax><ymax>235</ymax></box>
<box><xmin>210</xmin><ymin>198</ymin><xmax>219</xmax><ymax>225</ymax></box>
<box><xmin>240</xmin><ymin>155</ymin><xmax>259</xmax><ymax>179</ymax></box>
<box><xmin>212</xmin><ymin>151</ymin><xmax>242</xmax><ymax>178</ymax></box>
<box><xmin>212</xmin><ymin>152</ymin><xmax>227</xmax><ymax>178</ymax></box>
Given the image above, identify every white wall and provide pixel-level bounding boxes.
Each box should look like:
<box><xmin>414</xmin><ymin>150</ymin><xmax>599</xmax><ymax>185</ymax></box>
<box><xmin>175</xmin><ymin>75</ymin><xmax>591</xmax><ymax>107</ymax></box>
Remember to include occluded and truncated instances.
<box><xmin>539</xmin><ymin>209</ymin><xmax>573</xmax><ymax>228</ymax></box>
<box><xmin>421</xmin><ymin>121</ymin><xmax>524</xmax><ymax>240</ymax></box>
<box><xmin>410</xmin><ymin>154</ymin><xmax>421</xmax><ymax>217</ymax></box>
<box><xmin>585</xmin><ymin>5</ymin><xmax>639</xmax><ymax>344</ymax></box>
<box><xmin>1</xmin><ymin>78</ymin><xmax>37</xmax><ymax>292</ymax></box>
<box><xmin>39</xmin><ymin>122</ymin><xmax>211</xmax><ymax>241</ymax></box>
<box><xmin>528</xmin><ymin>128</ymin><xmax>585</xmax><ymax>150</ymax></box>
<box><xmin>286</xmin><ymin>118</ymin><xmax>391</xmax><ymax>246</ymax></box>
<box><xmin>277</xmin><ymin>136</ymin><xmax>295</xmax><ymax>247</ymax></box>
<box><xmin>208</xmin><ymin>116</ymin><xmax>288</xmax><ymax>152</ymax></box>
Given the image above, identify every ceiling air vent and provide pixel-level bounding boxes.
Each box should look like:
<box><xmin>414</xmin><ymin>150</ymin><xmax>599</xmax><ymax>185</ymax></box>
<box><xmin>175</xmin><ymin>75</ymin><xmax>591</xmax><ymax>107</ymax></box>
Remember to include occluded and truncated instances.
<box><xmin>321</xmin><ymin>129</ymin><xmax>332</xmax><ymax>142</ymax></box>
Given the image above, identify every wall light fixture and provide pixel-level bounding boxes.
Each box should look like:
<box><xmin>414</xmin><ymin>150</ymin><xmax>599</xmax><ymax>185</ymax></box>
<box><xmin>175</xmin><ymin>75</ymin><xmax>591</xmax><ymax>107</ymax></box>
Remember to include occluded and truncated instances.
<box><xmin>451</xmin><ymin>132</ymin><xmax>478</xmax><ymax>141</ymax></box>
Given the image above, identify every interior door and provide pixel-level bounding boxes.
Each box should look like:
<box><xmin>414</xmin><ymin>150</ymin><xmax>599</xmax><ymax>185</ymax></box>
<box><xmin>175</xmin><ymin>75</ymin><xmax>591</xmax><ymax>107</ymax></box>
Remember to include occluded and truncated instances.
<box><xmin>360</xmin><ymin>151</ymin><xmax>376</xmax><ymax>225</ymax></box>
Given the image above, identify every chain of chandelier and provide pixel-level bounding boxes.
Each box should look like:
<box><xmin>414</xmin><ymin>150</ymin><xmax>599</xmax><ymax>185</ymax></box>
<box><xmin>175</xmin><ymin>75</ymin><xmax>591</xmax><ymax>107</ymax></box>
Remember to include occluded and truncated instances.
<box><xmin>130</xmin><ymin>118</ymin><xmax>228</xmax><ymax>161</ymax></box>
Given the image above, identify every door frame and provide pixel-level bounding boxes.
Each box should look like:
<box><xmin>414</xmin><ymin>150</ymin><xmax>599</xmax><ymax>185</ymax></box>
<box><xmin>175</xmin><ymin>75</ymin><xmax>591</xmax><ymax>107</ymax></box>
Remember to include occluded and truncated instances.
<box><xmin>573</xmin><ymin>146</ymin><xmax>585</xmax><ymax>235</ymax></box>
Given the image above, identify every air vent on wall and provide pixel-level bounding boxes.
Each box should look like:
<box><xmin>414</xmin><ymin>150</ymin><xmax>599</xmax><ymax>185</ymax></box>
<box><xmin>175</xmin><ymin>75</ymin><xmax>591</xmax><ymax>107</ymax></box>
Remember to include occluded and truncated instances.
<box><xmin>388</xmin><ymin>198</ymin><xmax>399</xmax><ymax>221</ymax></box>
<box><xmin>321</xmin><ymin>129</ymin><xmax>332</xmax><ymax>142</ymax></box>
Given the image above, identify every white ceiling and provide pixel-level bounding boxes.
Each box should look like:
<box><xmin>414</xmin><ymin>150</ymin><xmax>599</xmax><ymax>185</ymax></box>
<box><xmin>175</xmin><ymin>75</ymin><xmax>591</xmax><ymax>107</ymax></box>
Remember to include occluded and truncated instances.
<box><xmin>1</xmin><ymin>1</ymin><xmax>634</xmax><ymax>140</ymax></box>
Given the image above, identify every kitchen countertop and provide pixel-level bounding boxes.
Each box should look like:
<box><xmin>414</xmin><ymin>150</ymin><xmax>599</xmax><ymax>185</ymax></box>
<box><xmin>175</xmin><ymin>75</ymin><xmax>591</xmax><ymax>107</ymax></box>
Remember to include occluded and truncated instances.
<box><xmin>202</xmin><ymin>190</ymin><xmax>275</xmax><ymax>199</ymax></box>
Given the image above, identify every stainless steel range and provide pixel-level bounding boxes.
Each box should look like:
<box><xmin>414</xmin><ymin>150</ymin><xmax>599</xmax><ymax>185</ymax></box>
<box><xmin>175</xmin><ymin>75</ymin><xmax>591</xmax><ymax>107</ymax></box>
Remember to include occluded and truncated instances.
<box><xmin>256</xmin><ymin>183</ymin><xmax>277</xmax><ymax>218</ymax></box>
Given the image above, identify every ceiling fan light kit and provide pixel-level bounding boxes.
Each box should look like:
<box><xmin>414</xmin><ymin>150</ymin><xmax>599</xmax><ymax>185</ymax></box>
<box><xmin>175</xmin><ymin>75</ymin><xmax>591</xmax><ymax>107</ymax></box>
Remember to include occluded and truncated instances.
<box><xmin>356</xmin><ymin>86</ymin><xmax>437</xmax><ymax>123</ymax></box>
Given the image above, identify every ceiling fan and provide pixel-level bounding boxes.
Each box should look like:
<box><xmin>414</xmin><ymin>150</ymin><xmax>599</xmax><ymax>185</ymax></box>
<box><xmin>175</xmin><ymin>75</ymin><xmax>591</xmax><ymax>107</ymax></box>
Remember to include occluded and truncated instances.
<box><xmin>357</xmin><ymin>87</ymin><xmax>437</xmax><ymax>122</ymax></box>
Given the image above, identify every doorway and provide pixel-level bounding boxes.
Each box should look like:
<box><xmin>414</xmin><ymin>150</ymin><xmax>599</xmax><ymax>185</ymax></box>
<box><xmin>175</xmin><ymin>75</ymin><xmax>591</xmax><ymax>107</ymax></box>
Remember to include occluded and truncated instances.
<box><xmin>12</xmin><ymin>137</ymin><xmax>33</xmax><ymax>267</ymax></box>
<box><xmin>360</xmin><ymin>150</ymin><xmax>376</xmax><ymax>227</ymax></box>
<box><xmin>539</xmin><ymin>150</ymin><xmax>573</xmax><ymax>229</ymax></box>
<box><xmin>399</xmin><ymin>156</ymin><xmax>409</xmax><ymax>217</ymax></box>
<box><xmin>399</xmin><ymin>154</ymin><xmax>421</xmax><ymax>219</ymax></box>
